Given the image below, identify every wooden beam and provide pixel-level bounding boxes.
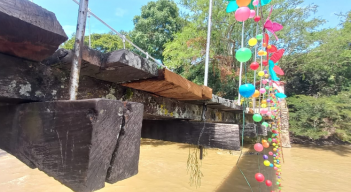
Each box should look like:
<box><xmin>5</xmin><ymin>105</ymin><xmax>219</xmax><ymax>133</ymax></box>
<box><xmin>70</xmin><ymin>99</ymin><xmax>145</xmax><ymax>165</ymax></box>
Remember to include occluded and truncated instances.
<box><xmin>0</xmin><ymin>0</ymin><xmax>67</xmax><ymax>61</ymax></box>
<box><xmin>106</xmin><ymin>102</ymin><xmax>144</xmax><ymax>183</ymax></box>
<box><xmin>43</xmin><ymin>48</ymin><xmax>159</xmax><ymax>83</ymax></box>
<box><xmin>0</xmin><ymin>99</ymin><xmax>144</xmax><ymax>192</ymax></box>
<box><xmin>123</xmin><ymin>68</ymin><xmax>212</xmax><ymax>100</ymax></box>
<box><xmin>0</xmin><ymin>52</ymin><xmax>240</xmax><ymax>123</ymax></box>
<box><xmin>141</xmin><ymin>120</ymin><xmax>240</xmax><ymax>150</ymax></box>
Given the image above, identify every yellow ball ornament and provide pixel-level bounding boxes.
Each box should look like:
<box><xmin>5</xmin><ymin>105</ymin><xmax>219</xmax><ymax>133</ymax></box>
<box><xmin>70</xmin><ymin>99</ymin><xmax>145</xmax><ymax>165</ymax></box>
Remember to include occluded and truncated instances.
<box><xmin>248</xmin><ymin>38</ymin><xmax>258</xmax><ymax>46</ymax></box>
<box><xmin>258</xmin><ymin>71</ymin><xmax>264</xmax><ymax>77</ymax></box>
<box><xmin>261</xmin><ymin>104</ymin><xmax>267</xmax><ymax>108</ymax></box>
<box><xmin>264</xmin><ymin>160</ymin><xmax>270</xmax><ymax>167</ymax></box>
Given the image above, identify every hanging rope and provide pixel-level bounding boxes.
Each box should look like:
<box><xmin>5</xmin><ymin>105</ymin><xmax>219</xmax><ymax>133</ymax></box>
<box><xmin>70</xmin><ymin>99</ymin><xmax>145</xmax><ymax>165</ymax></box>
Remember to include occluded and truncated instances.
<box><xmin>236</xmin><ymin>100</ymin><xmax>253</xmax><ymax>192</ymax></box>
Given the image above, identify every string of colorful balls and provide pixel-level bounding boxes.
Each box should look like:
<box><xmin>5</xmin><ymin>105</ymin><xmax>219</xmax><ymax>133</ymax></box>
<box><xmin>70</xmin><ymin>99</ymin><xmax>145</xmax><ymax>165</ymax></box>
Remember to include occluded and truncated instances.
<box><xmin>226</xmin><ymin>0</ymin><xmax>286</xmax><ymax>192</ymax></box>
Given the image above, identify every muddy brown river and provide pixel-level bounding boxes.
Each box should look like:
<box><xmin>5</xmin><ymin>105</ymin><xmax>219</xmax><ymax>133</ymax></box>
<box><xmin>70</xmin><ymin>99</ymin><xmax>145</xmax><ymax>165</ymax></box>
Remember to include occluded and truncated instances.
<box><xmin>0</xmin><ymin>139</ymin><xmax>350</xmax><ymax>192</ymax></box>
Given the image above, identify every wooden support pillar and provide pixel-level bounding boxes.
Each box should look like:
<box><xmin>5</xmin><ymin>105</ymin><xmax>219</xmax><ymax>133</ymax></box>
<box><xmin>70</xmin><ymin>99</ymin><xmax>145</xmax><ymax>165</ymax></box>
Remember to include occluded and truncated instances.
<box><xmin>141</xmin><ymin>120</ymin><xmax>240</xmax><ymax>151</ymax></box>
<box><xmin>0</xmin><ymin>99</ymin><xmax>144</xmax><ymax>192</ymax></box>
<box><xmin>106</xmin><ymin>102</ymin><xmax>144</xmax><ymax>183</ymax></box>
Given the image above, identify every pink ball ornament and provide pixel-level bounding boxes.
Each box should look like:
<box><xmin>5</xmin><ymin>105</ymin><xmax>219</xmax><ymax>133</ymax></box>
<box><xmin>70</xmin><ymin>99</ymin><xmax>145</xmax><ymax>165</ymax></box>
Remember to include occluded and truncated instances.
<box><xmin>254</xmin><ymin>143</ymin><xmax>263</xmax><ymax>152</ymax></box>
<box><xmin>266</xmin><ymin>180</ymin><xmax>272</xmax><ymax>187</ymax></box>
<box><xmin>274</xmin><ymin>167</ymin><xmax>278</xmax><ymax>170</ymax></box>
<box><xmin>253</xmin><ymin>0</ymin><xmax>259</xmax><ymax>6</ymax></box>
<box><xmin>235</xmin><ymin>7</ymin><xmax>251</xmax><ymax>22</ymax></box>
<box><xmin>255</xmin><ymin>173</ymin><xmax>265</xmax><ymax>182</ymax></box>
<box><xmin>269</xmin><ymin>151</ymin><xmax>273</xmax><ymax>156</ymax></box>
<box><xmin>267</xmin><ymin>111</ymin><xmax>272</xmax><ymax>116</ymax></box>
<box><xmin>249</xmin><ymin>10</ymin><xmax>256</xmax><ymax>18</ymax></box>
<box><xmin>260</xmin><ymin>108</ymin><xmax>268</xmax><ymax>114</ymax></box>
<box><xmin>260</xmin><ymin>88</ymin><xmax>266</xmax><ymax>94</ymax></box>
<box><xmin>262</xmin><ymin>79</ymin><xmax>268</xmax><ymax>84</ymax></box>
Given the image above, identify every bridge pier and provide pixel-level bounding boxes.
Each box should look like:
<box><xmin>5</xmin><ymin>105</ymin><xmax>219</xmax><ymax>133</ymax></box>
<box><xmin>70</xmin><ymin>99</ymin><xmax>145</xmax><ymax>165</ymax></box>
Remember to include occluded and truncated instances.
<box><xmin>141</xmin><ymin>120</ymin><xmax>240</xmax><ymax>150</ymax></box>
<box><xmin>0</xmin><ymin>99</ymin><xmax>144</xmax><ymax>192</ymax></box>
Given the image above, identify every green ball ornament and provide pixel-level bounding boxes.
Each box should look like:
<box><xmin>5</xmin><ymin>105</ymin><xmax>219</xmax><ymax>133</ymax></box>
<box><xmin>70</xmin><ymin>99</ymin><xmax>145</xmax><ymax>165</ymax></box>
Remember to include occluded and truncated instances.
<box><xmin>265</xmin><ymin>86</ymin><xmax>270</xmax><ymax>90</ymax></box>
<box><xmin>268</xmin><ymin>138</ymin><xmax>272</xmax><ymax>143</ymax></box>
<box><xmin>256</xmin><ymin>34</ymin><xmax>263</xmax><ymax>41</ymax></box>
<box><xmin>262</xmin><ymin>122</ymin><xmax>269</xmax><ymax>127</ymax></box>
<box><xmin>235</xmin><ymin>48</ymin><xmax>252</xmax><ymax>62</ymax></box>
<box><xmin>253</xmin><ymin>114</ymin><xmax>263</xmax><ymax>122</ymax></box>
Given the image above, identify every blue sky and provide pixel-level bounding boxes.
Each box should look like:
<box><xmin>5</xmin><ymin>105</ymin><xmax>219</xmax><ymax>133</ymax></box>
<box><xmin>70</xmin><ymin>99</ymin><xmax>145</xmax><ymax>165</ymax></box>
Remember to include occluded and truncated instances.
<box><xmin>32</xmin><ymin>0</ymin><xmax>350</xmax><ymax>37</ymax></box>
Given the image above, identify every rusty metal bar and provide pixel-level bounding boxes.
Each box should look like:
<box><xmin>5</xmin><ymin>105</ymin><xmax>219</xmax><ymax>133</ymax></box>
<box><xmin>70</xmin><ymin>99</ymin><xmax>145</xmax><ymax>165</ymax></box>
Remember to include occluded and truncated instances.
<box><xmin>69</xmin><ymin>0</ymin><xmax>89</xmax><ymax>100</ymax></box>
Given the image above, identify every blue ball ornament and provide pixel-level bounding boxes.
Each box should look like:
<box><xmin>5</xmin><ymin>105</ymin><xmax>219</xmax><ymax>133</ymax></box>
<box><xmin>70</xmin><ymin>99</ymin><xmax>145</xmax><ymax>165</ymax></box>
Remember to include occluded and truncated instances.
<box><xmin>239</xmin><ymin>84</ymin><xmax>255</xmax><ymax>98</ymax></box>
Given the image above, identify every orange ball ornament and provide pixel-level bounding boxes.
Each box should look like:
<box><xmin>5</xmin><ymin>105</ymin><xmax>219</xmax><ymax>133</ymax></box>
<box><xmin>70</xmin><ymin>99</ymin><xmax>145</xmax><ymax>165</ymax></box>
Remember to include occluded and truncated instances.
<box><xmin>253</xmin><ymin>90</ymin><xmax>260</xmax><ymax>98</ymax></box>
<box><xmin>236</xmin><ymin>0</ymin><xmax>251</xmax><ymax>7</ymax></box>
<box><xmin>263</xmin><ymin>142</ymin><xmax>269</xmax><ymax>148</ymax></box>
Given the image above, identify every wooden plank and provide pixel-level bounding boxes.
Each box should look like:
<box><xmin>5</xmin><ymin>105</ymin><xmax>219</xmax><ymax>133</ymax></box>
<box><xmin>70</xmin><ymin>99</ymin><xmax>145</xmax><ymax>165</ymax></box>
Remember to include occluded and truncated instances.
<box><xmin>0</xmin><ymin>52</ymin><xmax>239</xmax><ymax>123</ymax></box>
<box><xmin>202</xmin><ymin>85</ymin><xmax>213</xmax><ymax>100</ymax></box>
<box><xmin>0</xmin><ymin>99</ymin><xmax>125</xmax><ymax>192</ymax></box>
<box><xmin>0</xmin><ymin>0</ymin><xmax>67</xmax><ymax>61</ymax></box>
<box><xmin>43</xmin><ymin>48</ymin><xmax>159</xmax><ymax>83</ymax></box>
<box><xmin>123</xmin><ymin>68</ymin><xmax>212</xmax><ymax>100</ymax></box>
<box><xmin>141</xmin><ymin>120</ymin><xmax>240</xmax><ymax>150</ymax></box>
<box><xmin>106</xmin><ymin>102</ymin><xmax>144</xmax><ymax>183</ymax></box>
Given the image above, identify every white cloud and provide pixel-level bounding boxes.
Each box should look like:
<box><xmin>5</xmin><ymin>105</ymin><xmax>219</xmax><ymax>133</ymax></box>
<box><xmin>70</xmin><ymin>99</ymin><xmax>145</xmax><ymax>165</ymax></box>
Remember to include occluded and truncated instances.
<box><xmin>115</xmin><ymin>7</ymin><xmax>127</xmax><ymax>17</ymax></box>
<box><xmin>62</xmin><ymin>25</ymin><xmax>76</xmax><ymax>37</ymax></box>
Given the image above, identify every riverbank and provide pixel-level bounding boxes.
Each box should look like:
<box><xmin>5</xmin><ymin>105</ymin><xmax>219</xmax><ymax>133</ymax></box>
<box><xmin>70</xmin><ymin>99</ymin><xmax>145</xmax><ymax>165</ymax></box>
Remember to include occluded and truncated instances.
<box><xmin>290</xmin><ymin>133</ymin><xmax>351</xmax><ymax>146</ymax></box>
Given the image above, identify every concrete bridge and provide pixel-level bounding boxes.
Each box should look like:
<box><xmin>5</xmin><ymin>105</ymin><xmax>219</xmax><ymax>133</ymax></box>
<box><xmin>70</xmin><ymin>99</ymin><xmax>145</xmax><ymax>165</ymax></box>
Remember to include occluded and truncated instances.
<box><xmin>0</xmin><ymin>1</ymin><xmax>289</xmax><ymax>192</ymax></box>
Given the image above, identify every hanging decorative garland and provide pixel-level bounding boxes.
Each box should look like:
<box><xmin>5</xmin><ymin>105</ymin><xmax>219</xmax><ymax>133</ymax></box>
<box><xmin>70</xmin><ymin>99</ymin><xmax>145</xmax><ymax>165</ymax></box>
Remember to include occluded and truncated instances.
<box><xmin>227</xmin><ymin>0</ymin><xmax>287</xmax><ymax>191</ymax></box>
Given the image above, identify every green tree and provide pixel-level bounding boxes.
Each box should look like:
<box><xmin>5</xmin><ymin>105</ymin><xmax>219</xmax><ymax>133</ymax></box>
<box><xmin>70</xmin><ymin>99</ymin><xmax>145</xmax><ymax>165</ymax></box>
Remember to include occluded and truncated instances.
<box><xmin>284</xmin><ymin>11</ymin><xmax>351</xmax><ymax>96</ymax></box>
<box><xmin>288</xmin><ymin>92</ymin><xmax>351</xmax><ymax>142</ymax></box>
<box><xmin>61</xmin><ymin>31</ymin><xmax>132</xmax><ymax>53</ymax></box>
<box><xmin>163</xmin><ymin>0</ymin><xmax>324</xmax><ymax>99</ymax></box>
<box><xmin>130</xmin><ymin>0</ymin><xmax>184</xmax><ymax>62</ymax></box>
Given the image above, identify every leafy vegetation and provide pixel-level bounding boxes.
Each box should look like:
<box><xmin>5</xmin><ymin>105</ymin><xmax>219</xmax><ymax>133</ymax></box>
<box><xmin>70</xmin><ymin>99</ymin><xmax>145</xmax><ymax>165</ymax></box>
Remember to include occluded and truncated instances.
<box><xmin>61</xmin><ymin>31</ymin><xmax>132</xmax><ymax>52</ymax></box>
<box><xmin>130</xmin><ymin>0</ymin><xmax>185</xmax><ymax>62</ymax></box>
<box><xmin>288</xmin><ymin>92</ymin><xmax>351</xmax><ymax>142</ymax></box>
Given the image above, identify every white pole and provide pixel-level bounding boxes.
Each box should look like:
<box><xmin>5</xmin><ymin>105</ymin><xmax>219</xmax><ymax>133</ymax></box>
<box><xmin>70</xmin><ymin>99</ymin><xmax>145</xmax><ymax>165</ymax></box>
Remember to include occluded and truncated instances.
<box><xmin>88</xmin><ymin>11</ymin><xmax>91</xmax><ymax>48</ymax></box>
<box><xmin>69</xmin><ymin>0</ymin><xmax>89</xmax><ymax>100</ymax></box>
<box><xmin>238</xmin><ymin>21</ymin><xmax>245</xmax><ymax>105</ymax></box>
<box><xmin>203</xmin><ymin>0</ymin><xmax>213</xmax><ymax>86</ymax></box>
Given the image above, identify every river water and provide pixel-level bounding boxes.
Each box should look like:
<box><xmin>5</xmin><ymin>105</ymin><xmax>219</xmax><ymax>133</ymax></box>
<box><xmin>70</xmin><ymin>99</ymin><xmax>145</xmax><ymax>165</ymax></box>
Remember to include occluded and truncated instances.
<box><xmin>0</xmin><ymin>139</ymin><xmax>350</xmax><ymax>192</ymax></box>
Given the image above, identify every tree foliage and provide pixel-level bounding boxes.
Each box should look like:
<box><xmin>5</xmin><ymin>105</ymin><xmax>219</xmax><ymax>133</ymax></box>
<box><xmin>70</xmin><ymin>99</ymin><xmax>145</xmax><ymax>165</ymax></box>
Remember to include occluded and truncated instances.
<box><xmin>288</xmin><ymin>92</ymin><xmax>351</xmax><ymax>142</ymax></box>
<box><xmin>61</xmin><ymin>31</ymin><xmax>132</xmax><ymax>53</ymax></box>
<box><xmin>163</xmin><ymin>0</ymin><xmax>324</xmax><ymax>99</ymax></box>
<box><xmin>130</xmin><ymin>0</ymin><xmax>184</xmax><ymax>61</ymax></box>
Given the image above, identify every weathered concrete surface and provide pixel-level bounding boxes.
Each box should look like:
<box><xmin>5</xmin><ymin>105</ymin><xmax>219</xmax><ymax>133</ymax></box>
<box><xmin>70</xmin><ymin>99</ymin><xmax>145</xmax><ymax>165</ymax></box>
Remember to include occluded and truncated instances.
<box><xmin>106</xmin><ymin>102</ymin><xmax>144</xmax><ymax>183</ymax></box>
<box><xmin>43</xmin><ymin>48</ymin><xmax>159</xmax><ymax>83</ymax></box>
<box><xmin>141</xmin><ymin>120</ymin><xmax>240</xmax><ymax>150</ymax></box>
<box><xmin>0</xmin><ymin>0</ymin><xmax>67</xmax><ymax>61</ymax></box>
<box><xmin>239</xmin><ymin>123</ymin><xmax>269</xmax><ymax>137</ymax></box>
<box><xmin>280</xmin><ymin>100</ymin><xmax>291</xmax><ymax>148</ymax></box>
<box><xmin>0</xmin><ymin>99</ymin><xmax>144</xmax><ymax>192</ymax></box>
<box><xmin>186</xmin><ymin>94</ymin><xmax>242</xmax><ymax>111</ymax></box>
<box><xmin>0</xmin><ymin>53</ymin><xmax>239</xmax><ymax>123</ymax></box>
